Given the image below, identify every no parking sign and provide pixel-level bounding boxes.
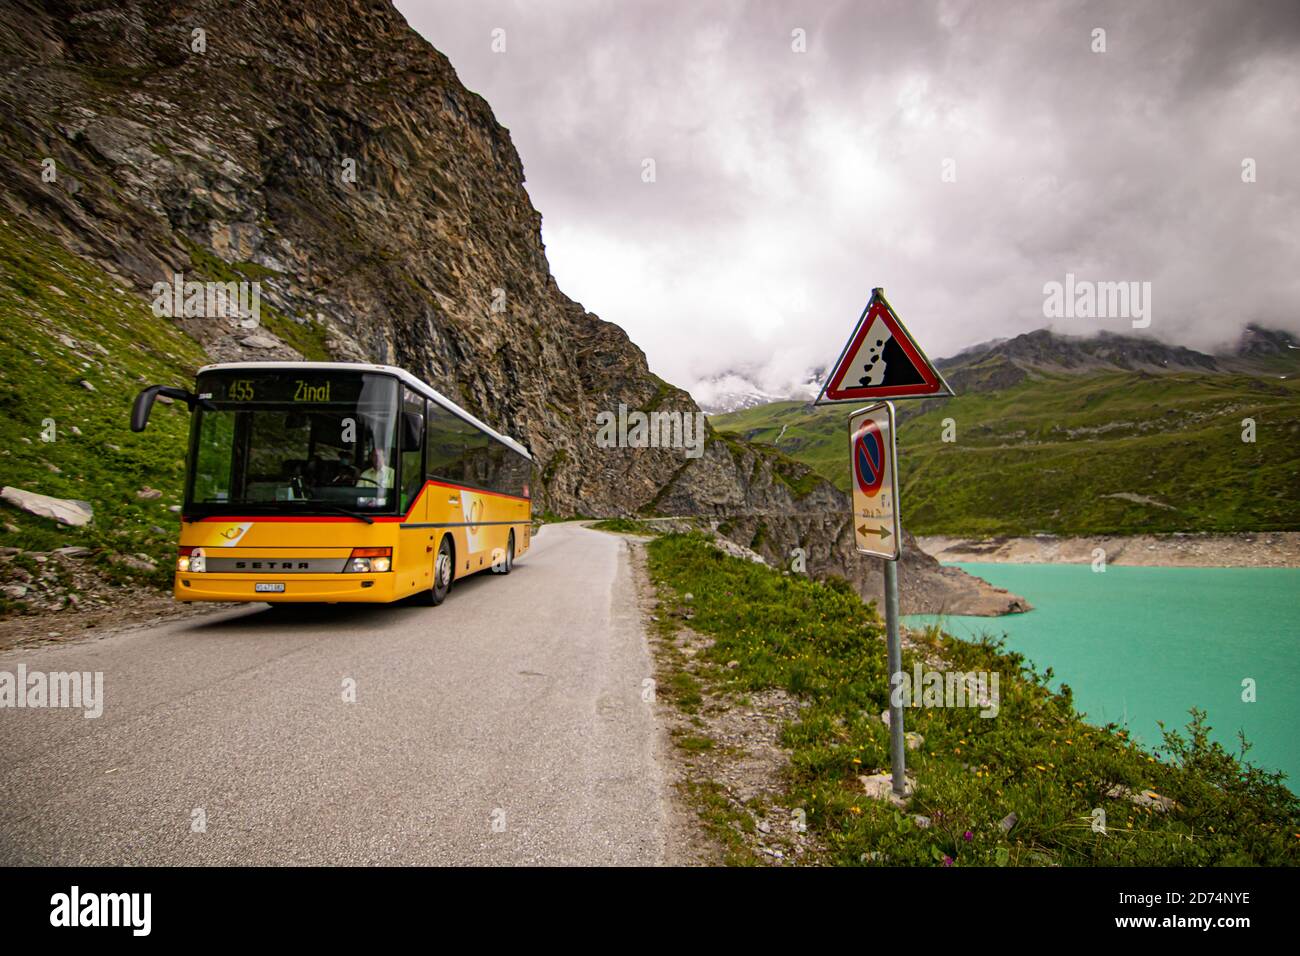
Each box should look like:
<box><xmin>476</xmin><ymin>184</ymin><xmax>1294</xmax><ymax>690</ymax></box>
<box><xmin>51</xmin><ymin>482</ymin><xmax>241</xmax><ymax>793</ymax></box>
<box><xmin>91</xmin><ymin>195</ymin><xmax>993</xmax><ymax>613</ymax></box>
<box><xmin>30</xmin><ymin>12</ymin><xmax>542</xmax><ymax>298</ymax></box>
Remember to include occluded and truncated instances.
<box><xmin>849</xmin><ymin>402</ymin><xmax>900</xmax><ymax>560</ymax></box>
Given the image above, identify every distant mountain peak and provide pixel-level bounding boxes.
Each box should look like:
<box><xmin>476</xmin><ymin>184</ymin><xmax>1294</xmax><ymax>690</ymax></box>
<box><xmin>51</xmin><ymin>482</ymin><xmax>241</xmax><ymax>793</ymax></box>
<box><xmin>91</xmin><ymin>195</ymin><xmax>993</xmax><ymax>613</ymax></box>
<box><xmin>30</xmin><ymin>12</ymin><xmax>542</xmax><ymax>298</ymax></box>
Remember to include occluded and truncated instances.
<box><xmin>1235</xmin><ymin>324</ymin><xmax>1299</xmax><ymax>357</ymax></box>
<box><xmin>940</xmin><ymin>328</ymin><xmax>1220</xmax><ymax>373</ymax></box>
<box><xmin>932</xmin><ymin>324</ymin><xmax>1300</xmax><ymax>395</ymax></box>
<box><xmin>691</xmin><ymin>369</ymin><xmax>820</xmax><ymax>414</ymax></box>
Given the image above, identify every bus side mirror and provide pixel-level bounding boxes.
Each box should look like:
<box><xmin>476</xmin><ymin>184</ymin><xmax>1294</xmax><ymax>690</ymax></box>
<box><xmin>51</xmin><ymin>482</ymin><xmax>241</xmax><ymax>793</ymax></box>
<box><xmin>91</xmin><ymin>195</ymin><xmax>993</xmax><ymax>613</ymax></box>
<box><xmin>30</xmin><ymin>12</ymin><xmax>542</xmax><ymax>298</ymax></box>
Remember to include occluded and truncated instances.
<box><xmin>131</xmin><ymin>385</ymin><xmax>200</xmax><ymax>432</ymax></box>
<box><xmin>402</xmin><ymin>411</ymin><xmax>424</xmax><ymax>451</ymax></box>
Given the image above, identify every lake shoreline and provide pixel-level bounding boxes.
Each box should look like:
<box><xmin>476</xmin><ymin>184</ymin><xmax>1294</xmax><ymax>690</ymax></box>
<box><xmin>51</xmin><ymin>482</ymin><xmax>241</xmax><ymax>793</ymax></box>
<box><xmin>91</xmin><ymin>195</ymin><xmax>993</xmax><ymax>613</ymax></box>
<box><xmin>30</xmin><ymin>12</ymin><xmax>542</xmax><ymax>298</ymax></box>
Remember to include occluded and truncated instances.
<box><xmin>917</xmin><ymin>532</ymin><xmax>1300</xmax><ymax>568</ymax></box>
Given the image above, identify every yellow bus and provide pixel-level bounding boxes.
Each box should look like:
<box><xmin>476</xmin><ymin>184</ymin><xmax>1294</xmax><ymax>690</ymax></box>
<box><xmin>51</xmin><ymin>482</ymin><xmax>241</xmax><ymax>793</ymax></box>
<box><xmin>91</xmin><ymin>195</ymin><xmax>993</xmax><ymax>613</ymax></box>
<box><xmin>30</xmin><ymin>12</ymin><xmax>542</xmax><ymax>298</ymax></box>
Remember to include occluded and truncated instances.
<box><xmin>131</xmin><ymin>362</ymin><xmax>533</xmax><ymax>606</ymax></box>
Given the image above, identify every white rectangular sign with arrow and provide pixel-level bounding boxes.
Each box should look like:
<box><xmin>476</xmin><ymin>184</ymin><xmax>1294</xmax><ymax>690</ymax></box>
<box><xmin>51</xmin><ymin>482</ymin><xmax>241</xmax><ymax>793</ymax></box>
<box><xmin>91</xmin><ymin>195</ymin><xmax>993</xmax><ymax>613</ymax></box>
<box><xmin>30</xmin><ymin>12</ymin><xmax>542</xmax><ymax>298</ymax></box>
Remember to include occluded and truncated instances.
<box><xmin>849</xmin><ymin>400</ymin><xmax>901</xmax><ymax>560</ymax></box>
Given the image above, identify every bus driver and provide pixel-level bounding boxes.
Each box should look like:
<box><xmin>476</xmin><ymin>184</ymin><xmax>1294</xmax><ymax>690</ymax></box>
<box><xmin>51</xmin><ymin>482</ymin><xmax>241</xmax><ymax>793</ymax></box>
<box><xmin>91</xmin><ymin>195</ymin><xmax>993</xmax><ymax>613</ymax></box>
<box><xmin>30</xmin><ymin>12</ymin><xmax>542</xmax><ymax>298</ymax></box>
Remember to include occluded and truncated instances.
<box><xmin>359</xmin><ymin>447</ymin><xmax>394</xmax><ymax>489</ymax></box>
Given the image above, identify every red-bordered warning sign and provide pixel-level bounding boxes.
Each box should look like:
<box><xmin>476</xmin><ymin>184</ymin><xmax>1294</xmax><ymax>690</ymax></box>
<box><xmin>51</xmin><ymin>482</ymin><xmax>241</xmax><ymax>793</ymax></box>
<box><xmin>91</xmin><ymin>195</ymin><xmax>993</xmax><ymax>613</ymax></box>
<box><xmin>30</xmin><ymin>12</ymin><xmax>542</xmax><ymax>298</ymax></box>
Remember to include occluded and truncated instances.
<box><xmin>816</xmin><ymin>289</ymin><xmax>952</xmax><ymax>403</ymax></box>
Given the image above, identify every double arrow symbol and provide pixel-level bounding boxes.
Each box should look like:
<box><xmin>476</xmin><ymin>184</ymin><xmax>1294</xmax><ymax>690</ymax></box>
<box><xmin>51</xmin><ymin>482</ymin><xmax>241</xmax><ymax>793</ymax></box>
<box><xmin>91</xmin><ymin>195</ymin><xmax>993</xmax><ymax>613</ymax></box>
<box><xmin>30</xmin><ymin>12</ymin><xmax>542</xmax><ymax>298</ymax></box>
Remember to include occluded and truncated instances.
<box><xmin>858</xmin><ymin>524</ymin><xmax>891</xmax><ymax>540</ymax></box>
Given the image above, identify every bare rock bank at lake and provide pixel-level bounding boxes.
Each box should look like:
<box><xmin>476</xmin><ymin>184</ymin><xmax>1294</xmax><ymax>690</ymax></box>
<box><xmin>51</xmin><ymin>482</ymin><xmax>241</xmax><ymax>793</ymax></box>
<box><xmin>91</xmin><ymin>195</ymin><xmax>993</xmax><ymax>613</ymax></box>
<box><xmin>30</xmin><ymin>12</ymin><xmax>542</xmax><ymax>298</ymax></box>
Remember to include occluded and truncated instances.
<box><xmin>918</xmin><ymin>532</ymin><xmax>1300</xmax><ymax>568</ymax></box>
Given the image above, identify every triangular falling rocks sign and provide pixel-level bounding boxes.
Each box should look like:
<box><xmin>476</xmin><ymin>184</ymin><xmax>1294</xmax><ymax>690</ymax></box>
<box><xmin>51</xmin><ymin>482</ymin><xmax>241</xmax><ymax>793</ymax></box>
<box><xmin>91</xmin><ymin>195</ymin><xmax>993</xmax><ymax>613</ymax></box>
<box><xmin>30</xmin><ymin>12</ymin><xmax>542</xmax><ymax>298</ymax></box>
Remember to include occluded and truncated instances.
<box><xmin>815</xmin><ymin>288</ymin><xmax>952</xmax><ymax>403</ymax></box>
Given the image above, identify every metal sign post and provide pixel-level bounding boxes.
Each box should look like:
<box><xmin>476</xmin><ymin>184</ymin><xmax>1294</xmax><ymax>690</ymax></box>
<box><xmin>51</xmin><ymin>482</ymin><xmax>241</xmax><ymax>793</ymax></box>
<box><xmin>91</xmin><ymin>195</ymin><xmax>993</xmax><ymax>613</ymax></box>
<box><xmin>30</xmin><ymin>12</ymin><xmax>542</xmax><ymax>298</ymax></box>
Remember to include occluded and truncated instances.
<box><xmin>848</xmin><ymin>400</ymin><xmax>907</xmax><ymax>796</ymax></box>
<box><xmin>883</xmin><ymin>557</ymin><xmax>906</xmax><ymax>796</ymax></box>
<box><xmin>820</xmin><ymin>290</ymin><xmax>953</xmax><ymax>800</ymax></box>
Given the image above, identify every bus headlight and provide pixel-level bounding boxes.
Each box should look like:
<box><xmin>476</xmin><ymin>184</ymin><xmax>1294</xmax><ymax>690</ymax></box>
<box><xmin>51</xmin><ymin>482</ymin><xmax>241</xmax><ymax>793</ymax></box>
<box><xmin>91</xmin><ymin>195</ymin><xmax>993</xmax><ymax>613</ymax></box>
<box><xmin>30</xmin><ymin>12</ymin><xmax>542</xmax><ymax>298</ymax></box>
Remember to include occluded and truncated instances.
<box><xmin>178</xmin><ymin>547</ymin><xmax>205</xmax><ymax>572</ymax></box>
<box><xmin>346</xmin><ymin>547</ymin><xmax>391</xmax><ymax>573</ymax></box>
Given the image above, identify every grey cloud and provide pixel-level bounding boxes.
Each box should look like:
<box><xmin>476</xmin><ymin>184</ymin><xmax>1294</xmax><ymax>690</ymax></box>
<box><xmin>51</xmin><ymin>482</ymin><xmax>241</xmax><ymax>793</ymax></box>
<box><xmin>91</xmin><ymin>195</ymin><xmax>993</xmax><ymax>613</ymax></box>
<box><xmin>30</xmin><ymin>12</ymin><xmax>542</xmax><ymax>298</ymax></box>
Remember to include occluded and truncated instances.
<box><xmin>396</xmin><ymin>0</ymin><xmax>1300</xmax><ymax>395</ymax></box>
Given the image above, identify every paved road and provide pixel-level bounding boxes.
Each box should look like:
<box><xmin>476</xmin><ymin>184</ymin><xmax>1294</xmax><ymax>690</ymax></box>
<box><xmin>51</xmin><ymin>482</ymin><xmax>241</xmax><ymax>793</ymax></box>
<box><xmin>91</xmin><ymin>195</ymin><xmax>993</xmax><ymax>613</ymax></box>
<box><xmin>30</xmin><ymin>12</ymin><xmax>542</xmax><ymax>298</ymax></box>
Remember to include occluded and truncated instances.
<box><xmin>0</xmin><ymin>523</ymin><xmax>667</xmax><ymax>865</ymax></box>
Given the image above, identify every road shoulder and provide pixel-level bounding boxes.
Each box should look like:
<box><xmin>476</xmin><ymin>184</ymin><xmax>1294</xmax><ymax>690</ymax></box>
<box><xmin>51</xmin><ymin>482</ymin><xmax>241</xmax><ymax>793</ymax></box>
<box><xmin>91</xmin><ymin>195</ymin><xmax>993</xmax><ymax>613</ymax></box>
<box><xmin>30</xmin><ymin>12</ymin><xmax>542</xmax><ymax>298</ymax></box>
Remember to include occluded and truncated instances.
<box><xmin>621</xmin><ymin>532</ymin><xmax>823</xmax><ymax>866</ymax></box>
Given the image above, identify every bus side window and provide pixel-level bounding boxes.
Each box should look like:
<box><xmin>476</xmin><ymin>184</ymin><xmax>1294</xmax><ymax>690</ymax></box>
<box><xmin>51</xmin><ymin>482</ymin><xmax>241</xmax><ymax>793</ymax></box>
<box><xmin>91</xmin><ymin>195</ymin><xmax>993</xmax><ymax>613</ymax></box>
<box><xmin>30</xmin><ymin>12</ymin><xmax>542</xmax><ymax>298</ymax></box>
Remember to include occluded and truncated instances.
<box><xmin>425</xmin><ymin>400</ymin><xmax>466</xmax><ymax>481</ymax></box>
<box><xmin>420</xmin><ymin>397</ymin><xmax>529</xmax><ymax>500</ymax></box>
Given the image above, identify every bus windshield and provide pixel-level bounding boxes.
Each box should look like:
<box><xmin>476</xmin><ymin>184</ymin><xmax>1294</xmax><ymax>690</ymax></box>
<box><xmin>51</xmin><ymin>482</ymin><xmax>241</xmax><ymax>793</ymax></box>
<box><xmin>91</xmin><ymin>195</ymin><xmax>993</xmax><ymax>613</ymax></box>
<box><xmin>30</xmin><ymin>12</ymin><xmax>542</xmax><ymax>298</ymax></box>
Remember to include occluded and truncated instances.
<box><xmin>185</xmin><ymin>371</ymin><xmax>402</xmax><ymax>517</ymax></box>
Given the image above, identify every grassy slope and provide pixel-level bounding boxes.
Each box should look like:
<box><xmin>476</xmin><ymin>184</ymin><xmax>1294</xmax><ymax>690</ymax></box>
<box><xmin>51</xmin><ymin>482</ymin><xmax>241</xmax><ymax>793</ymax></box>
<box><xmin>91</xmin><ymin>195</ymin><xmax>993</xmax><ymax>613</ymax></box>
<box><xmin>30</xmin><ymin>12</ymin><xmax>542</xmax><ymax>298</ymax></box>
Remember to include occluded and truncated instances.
<box><xmin>712</xmin><ymin>371</ymin><xmax>1300</xmax><ymax>535</ymax></box>
<box><xmin>0</xmin><ymin>216</ymin><xmax>208</xmax><ymax>606</ymax></box>
<box><xmin>647</xmin><ymin>531</ymin><xmax>1299</xmax><ymax>866</ymax></box>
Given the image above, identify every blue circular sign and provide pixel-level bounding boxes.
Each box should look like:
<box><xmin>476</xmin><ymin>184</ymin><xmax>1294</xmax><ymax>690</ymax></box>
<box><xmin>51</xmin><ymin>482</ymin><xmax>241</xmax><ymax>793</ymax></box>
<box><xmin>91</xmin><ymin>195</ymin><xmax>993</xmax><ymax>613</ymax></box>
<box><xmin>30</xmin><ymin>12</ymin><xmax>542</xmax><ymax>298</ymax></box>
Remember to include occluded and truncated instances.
<box><xmin>853</xmin><ymin>421</ymin><xmax>885</xmax><ymax>495</ymax></box>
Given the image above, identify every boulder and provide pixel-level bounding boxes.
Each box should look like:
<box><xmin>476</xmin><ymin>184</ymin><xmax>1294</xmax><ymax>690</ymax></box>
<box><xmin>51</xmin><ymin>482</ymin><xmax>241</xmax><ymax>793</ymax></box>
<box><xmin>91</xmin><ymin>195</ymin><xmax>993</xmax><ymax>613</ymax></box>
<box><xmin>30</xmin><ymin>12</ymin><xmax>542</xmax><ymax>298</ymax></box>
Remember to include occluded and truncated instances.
<box><xmin>1</xmin><ymin>486</ymin><xmax>93</xmax><ymax>527</ymax></box>
<box><xmin>110</xmin><ymin>553</ymin><xmax>157</xmax><ymax>571</ymax></box>
<box><xmin>859</xmin><ymin>772</ymin><xmax>913</xmax><ymax>807</ymax></box>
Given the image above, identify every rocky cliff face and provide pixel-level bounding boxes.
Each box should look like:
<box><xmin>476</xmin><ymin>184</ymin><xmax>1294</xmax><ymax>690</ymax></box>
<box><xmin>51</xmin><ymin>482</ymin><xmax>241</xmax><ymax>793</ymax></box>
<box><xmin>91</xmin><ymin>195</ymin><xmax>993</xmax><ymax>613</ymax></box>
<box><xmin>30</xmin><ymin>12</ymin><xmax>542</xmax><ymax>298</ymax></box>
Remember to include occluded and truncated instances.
<box><xmin>0</xmin><ymin>0</ymin><xmax>1010</xmax><ymax>614</ymax></box>
<box><xmin>1</xmin><ymin>0</ymin><xmax>704</xmax><ymax>516</ymax></box>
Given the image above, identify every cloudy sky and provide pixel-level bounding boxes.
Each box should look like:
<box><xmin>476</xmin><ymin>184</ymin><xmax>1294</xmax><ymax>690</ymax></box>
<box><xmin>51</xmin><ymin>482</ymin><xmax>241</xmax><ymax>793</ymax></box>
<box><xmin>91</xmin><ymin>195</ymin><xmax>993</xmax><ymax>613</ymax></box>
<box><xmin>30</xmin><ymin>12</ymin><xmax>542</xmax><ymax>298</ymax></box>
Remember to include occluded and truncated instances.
<box><xmin>395</xmin><ymin>0</ymin><xmax>1300</xmax><ymax>400</ymax></box>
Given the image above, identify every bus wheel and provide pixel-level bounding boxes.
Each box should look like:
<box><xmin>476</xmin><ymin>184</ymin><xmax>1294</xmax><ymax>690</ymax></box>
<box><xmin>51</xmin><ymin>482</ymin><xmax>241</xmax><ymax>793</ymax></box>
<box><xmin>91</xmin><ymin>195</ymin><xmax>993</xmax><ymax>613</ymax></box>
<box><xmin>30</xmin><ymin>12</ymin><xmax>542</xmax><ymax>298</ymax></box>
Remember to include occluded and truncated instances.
<box><xmin>425</xmin><ymin>535</ymin><xmax>454</xmax><ymax>606</ymax></box>
<box><xmin>494</xmin><ymin>531</ymin><xmax>515</xmax><ymax>575</ymax></box>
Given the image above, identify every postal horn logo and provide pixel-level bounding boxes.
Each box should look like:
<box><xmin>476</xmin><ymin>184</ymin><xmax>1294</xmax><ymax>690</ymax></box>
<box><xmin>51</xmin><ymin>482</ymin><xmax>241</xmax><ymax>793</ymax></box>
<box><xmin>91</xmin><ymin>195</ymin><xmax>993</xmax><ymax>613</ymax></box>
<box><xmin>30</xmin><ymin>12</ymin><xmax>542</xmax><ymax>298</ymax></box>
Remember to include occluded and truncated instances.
<box><xmin>216</xmin><ymin>522</ymin><xmax>253</xmax><ymax>546</ymax></box>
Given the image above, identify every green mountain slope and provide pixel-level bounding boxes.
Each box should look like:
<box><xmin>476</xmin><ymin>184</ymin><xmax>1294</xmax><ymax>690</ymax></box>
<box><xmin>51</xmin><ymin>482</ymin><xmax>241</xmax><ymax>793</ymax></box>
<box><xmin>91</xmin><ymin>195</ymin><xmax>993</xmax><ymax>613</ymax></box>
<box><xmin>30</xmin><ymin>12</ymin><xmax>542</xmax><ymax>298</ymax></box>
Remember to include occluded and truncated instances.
<box><xmin>712</xmin><ymin>371</ymin><xmax>1300</xmax><ymax>536</ymax></box>
<box><xmin>0</xmin><ymin>215</ymin><xmax>208</xmax><ymax>607</ymax></box>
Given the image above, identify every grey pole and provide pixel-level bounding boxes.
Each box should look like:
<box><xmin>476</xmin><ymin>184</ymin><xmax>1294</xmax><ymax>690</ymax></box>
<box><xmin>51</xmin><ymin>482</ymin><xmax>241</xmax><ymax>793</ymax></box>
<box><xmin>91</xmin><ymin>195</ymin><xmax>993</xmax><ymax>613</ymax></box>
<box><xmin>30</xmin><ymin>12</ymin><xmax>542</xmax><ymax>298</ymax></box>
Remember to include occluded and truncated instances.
<box><xmin>884</xmin><ymin>557</ymin><xmax>906</xmax><ymax>796</ymax></box>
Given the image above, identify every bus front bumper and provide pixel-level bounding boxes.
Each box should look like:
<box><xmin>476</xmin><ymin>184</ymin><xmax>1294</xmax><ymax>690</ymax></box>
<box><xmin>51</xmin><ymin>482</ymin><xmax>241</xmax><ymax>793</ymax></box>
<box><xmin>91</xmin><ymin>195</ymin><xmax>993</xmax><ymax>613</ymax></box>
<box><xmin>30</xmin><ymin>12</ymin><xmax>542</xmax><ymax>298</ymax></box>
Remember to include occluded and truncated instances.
<box><xmin>174</xmin><ymin>572</ymin><xmax>397</xmax><ymax>603</ymax></box>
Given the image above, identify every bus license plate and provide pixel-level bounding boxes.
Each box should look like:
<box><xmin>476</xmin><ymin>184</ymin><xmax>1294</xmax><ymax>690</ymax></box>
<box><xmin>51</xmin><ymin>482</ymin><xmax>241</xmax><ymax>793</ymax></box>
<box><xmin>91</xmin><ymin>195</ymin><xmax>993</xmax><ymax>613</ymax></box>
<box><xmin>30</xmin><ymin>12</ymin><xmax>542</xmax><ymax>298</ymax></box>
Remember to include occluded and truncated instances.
<box><xmin>255</xmin><ymin>583</ymin><xmax>286</xmax><ymax>593</ymax></box>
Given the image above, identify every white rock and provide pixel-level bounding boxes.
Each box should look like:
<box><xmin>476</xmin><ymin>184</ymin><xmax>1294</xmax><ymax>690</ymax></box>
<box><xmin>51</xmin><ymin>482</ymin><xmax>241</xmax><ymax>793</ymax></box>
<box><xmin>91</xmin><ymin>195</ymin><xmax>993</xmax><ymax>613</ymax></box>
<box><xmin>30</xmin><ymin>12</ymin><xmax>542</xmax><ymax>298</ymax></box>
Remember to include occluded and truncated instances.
<box><xmin>858</xmin><ymin>772</ymin><xmax>913</xmax><ymax>807</ymax></box>
<box><xmin>111</xmin><ymin>554</ymin><xmax>156</xmax><ymax>572</ymax></box>
<box><xmin>1</xmin><ymin>486</ymin><xmax>93</xmax><ymax>527</ymax></box>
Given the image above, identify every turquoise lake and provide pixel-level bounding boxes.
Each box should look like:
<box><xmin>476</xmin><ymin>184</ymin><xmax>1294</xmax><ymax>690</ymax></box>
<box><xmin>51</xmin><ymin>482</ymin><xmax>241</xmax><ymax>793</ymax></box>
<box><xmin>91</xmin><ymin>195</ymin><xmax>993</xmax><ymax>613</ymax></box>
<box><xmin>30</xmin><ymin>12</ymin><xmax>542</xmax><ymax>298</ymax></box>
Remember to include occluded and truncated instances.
<box><xmin>904</xmin><ymin>564</ymin><xmax>1300</xmax><ymax>789</ymax></box>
